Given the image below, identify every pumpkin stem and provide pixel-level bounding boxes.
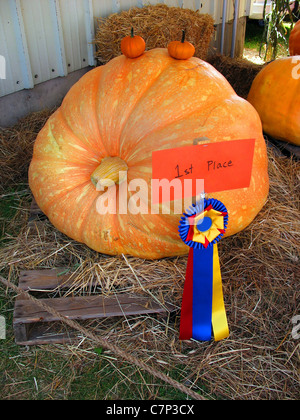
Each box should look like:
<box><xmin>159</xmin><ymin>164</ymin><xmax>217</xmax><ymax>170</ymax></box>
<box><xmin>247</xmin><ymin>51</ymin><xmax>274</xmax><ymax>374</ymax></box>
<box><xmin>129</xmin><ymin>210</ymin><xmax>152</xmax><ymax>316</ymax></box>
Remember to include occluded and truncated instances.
<box><xmin>131</xmin><ymin>27</ymin><xmax>134</xmax><ymax>38</ymax></box>
<box><xmin>91</xmin><ymin>157</ymin><xmax>128</xmax><ymax>188</ymax></box>
<box><xmin>181</xmin><ymin>30</ymin><xmax>186</xmax><ymax>43</ymax></box>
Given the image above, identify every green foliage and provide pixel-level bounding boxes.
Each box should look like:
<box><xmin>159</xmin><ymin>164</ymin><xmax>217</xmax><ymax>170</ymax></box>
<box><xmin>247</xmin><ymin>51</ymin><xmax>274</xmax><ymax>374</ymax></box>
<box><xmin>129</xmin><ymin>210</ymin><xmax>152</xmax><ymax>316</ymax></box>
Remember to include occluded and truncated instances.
<box><xmin>260</xmin><ymin>0</ymin><xmax>294</xmax><ymax>60</ymax></box>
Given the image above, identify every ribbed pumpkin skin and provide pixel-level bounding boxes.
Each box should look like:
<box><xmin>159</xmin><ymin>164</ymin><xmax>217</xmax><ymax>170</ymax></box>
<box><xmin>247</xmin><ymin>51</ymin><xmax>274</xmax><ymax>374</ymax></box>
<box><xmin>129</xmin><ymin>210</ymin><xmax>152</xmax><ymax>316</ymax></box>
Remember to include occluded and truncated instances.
<box><xmin>29</xmin><ymin>49</ymin><xmax>269</xmax><ymax>259</ymax></box>
<box><xmin>248</xmin><ymin>56</ymin><xmax>300</xmax><ymax>146</ymax></box>
<box><xmin>289</xmin><ymin>20</ymin><xmax>300</xmax><ymax>56</ymax></box>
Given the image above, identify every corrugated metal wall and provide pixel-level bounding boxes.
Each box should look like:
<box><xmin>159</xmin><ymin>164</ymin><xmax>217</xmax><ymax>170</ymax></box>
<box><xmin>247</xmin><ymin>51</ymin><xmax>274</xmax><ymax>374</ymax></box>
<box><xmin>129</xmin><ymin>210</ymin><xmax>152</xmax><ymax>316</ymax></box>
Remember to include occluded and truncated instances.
<box><xmin>0</xmin><ymin>0</ymin><xmax>251</xmax><ymax>98</ymax></box>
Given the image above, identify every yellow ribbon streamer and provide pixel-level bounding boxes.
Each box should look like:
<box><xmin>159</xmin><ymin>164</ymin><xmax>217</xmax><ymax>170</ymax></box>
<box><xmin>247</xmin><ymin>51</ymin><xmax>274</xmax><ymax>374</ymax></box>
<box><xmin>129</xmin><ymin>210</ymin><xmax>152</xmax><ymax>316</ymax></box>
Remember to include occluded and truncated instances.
<box><xmin>212</xmin><ymin>244</ymin><xmax>229</xmax><ymax>341</ymax></box>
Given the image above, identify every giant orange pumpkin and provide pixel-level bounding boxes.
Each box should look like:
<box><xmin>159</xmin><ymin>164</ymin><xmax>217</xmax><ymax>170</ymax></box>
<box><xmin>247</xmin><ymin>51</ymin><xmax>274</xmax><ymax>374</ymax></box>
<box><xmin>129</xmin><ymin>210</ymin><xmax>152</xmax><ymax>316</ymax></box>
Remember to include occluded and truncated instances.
<box><xmin>247</xmin><ymin>56</ymin><xmax>300</xmax><ymax>146</ymax></box>
<box><xmin>29</xmin><ymin>48</ymin><xmax>269</xmax><ymax>259</ymax></box>
<box><xmin>289</xmin><ymin>20</ymin><xmax>300</xmax><ymax>56</ymax></box>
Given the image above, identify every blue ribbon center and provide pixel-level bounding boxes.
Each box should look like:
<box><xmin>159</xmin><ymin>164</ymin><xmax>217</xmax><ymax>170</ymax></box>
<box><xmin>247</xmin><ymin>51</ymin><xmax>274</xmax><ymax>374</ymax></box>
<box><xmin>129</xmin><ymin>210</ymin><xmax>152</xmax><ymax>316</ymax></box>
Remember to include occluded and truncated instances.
<box><xmin>196</xmin><ymin>216</ymin><xmax>212</xmax><ymax>233</ymax></box>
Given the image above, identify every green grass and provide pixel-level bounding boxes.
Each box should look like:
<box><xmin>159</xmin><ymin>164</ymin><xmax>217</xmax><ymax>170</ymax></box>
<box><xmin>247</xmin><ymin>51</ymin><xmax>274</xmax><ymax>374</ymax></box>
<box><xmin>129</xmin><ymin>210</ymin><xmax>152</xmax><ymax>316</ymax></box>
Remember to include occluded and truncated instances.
<box><xmin>244</xmin><ymin>19</ymin><xmax>293</xmax><ymax>57</ymax></box>
<box><xmin>0</xmin><ymin>290</ymin><xmax>192</xmax><ymax>400</ymax></box>
<box><xmin>245</xmin><ymin>20</ymin><xmax>265</xmax><ymax>51</ymax></box>
<box><xmin>0</xmin><ymin>321</ymin><xmax>193</xmax><ymax>400</ymax></box>
<box><xmin>0</xmin><ymin>186</ymin><xmax>31</xmax><ymax>244</ymax></box>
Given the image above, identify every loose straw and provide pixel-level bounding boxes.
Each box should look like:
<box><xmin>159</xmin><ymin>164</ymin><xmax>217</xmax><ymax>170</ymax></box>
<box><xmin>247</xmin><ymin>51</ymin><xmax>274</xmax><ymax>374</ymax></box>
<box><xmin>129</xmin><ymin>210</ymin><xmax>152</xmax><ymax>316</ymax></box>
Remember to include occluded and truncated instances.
<box><xmin>0</xmin><ymin>274</ymin><xmax>207</xmax><ymax>401</ymax></box>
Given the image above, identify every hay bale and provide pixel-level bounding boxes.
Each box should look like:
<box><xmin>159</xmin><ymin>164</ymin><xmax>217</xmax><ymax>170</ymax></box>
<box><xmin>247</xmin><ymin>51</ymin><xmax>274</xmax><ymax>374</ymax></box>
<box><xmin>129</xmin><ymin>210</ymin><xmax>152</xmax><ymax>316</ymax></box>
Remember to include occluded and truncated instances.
<box><xmin>94</xmin><ymin>4</ymin><xmax>215</xmax><ymax>64</ymax></box>
<box><xmin>207</xmin><ymin>54</ymin><xmax>264</xmax><ymax>98</ymax></box>
<box><xmin>0</xmin><ymin>109</ymin><xmax>54</xmax><ymax>192</ymax></box>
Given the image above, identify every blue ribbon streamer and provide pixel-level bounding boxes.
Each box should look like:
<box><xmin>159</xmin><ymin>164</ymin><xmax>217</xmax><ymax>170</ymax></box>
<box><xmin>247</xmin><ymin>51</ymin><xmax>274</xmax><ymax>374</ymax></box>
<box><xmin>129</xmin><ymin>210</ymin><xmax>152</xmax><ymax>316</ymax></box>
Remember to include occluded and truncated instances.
<box><xmin>192</xmin><ymin>247</ymin><xmax>214</xmax><ymax>341</ymax></box>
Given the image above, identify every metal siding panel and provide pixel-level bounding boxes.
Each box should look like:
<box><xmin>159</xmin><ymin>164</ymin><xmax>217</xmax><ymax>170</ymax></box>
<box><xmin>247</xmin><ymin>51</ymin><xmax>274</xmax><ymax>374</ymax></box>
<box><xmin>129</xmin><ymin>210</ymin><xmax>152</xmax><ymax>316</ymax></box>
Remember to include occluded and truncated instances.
<box><xmin>20</xmin><ymin>0</ymin><xmax>67</xmax><ymax>85</ymax></box>
<box><xmin>11</xmin><ymin>0</ymin><xmax>34</xmax><ymax>87</ymax></box>
<box><xmin>112</xmin><ymin>0</ymin><xmax>121</xmax><ymax>13</ymax></box>
<box><xmin>92</xmin><ymin>0</ymin><xmax>114</xmax><ymax>17</ymax></box>
<box><xmin>75</xmin><ymin>0</ymin><xmax>90</xmax><ymax>67</ymax></box>
<box><xmin>59</xmin><ymin>0</ymin><xmax>81</xmax><ymax>72</ymax></box>
<box><xmin>227</xmin><ymin>0</ymin><xmax>235</xmax><ymax>20</ymax></box>
<box><xmin>245</xmin><ymin>0</ymin><xmax>252</xmax><ymax>16</ymax></box>
<box><xmin>119</xmin><ymin>0</ymin><xmax>141</xmax><ymax>10</ymax></box>
<box><xmin>83</xmin><ymin>0</ymin><xmax>96</xmax><ymax>66</ymax></box>
<box><xmin>59</xmin><ymin>0</ymin><xmax>94</xmax><ymax>71</ymax></box>
<box><xmin>146</xmin><ymin>0</ymin><xmax>163</xmax><ymax>5</ymax></box>
<box><xmin>49</xmin><ymin>0</ymin><xmax>68</xmax><ymax>76</ymax></box>
<box><xmin>0</xmin><ymin>0</ymin><xmax>34</xmax><ymax>97</ymax></box>
<box><xmin>164</xmin><ymin>0</ymin><xmax>183</xmax><ymax>7</ymax></box>
<box><xmin>183</xmin><ymin>0</ymin><xmax>196</xmax><ymax>9</ymax></box>
<box><xmin>197</xmin><ymin>1</ymin><xmax>211</xmax><ymax>14</ymax></box>
<box><xmin>20</xmin><ymin>0</ymin><xmax>50</xmax><ymax>84</ymax></box>
<box><xmin>0</xmin><ymin>0</ymin><xmax>22</xmax><ymax>96</ymax></box>
<box><xmin>240</xmin><ymin>0</ymin><xmax>249</xmax><ymax>17</ymax></box>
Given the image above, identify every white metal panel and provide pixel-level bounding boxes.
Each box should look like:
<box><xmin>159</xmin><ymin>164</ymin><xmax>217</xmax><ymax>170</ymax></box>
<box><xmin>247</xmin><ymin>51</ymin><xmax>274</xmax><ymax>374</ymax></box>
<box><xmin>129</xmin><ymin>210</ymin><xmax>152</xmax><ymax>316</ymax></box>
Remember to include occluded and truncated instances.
<box><xmin>59</xmin><ymin>0</ymin><xmax>82</xmax><ymax>72</ymax></box>
<box><xmin>182</xmin><ymin>0</ymin><xmax>197</xmax><ymax>10</ymax></box>
<box><xmin>164</xmin><ymin>0</ymin><xmax>183</xmax><ymax>6</ymax></box>
<box><xmin>244</xmin><ymin>0</ymin><xmax>252</xmax><ymax>16</ymax></box>
<box><xmin>240</xmin><ymin>0</ymin><xmax>251</xmax><ymax>17</ymax></box>
<box><xmin>0</xmin><ymin>0</ymin><xmax>33</xmax><ymax>96</ymax></box>
<box><xmin>20</xmin><ymin>0</ymin><xmax>67</xmax><ymax>84</ymax></box>
<box><xmin>59</xmin><ymin>0</ymin><xmax>95</xmax><ymax>73</ymax></box>
<box><xmin>112</xmin><ymin>0</ymin><xmax>121</xmax><ymax>13</ymax></box>
<box><xmin>227</xmin><ymin>0</ymin><xmax>250</xmax><ymax>20</ymax></box>
<box><xmin>197</xmin><ymin>0</ymin><xmax>214</xmax><ymax>15</ymax></box>
<box><xmin>92</xmin><ymin>0</ymin><xmax>114</xmax><ymax>18</ymax></box>
<box><xmin>146</xmin><ymin>0</ymin><xmax>164</xmax><ymax>5</ymax></box>
<box><xmin>119</xmin><ymin>0</ymin><xmax>143</xmax><ymax>11</ymax></box>
<box><xmin>84</xmin><ymin>0</ymin><xmax>96</xmax><ymax>66</ymax></box>
<box><xmin>211</xmin><ymin>0</ymin><xmax>222</xmax><ymax>24</ymax></box>
<box><xmin>49</xmin><ymin>0</ymin><xmax>68</xmax><ymax>76</ymax></box>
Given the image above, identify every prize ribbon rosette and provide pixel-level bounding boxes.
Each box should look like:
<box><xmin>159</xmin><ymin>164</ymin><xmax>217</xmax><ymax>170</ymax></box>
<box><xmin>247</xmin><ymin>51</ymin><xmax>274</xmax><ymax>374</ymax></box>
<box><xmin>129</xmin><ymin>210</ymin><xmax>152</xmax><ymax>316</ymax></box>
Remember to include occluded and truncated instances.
<box><xmin>179</xmin><ymin>198</ymin><xmax>229</xmax><ymax>341</ymax></box>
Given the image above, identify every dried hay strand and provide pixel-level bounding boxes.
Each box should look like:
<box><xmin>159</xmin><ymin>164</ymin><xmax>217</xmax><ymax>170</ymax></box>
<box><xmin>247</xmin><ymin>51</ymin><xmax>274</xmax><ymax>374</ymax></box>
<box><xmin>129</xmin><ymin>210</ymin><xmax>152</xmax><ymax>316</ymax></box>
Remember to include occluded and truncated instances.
<box><xmin>207</xmin><ymin>54</ymin><xmax>264</xmax><ymax>98</ymax></box>
<box><xmin>0</xmin><ymin>105</ymin><xmax>299</xmax><ymax>398</ymax></box>
<box><xmin>0</xmin><ymin>109</ymin><xmax>54</xmax><ymax>192</ymax></box>
<box><xmin>94</xmin><ymin>4</ymin><xmax>215</xmax><ymax>64</ymax></box>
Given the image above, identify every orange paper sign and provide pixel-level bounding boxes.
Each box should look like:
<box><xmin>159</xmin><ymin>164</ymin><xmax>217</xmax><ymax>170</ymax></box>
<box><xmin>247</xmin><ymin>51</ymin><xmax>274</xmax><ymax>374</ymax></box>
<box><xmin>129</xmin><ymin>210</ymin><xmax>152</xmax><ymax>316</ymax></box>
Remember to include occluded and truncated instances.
<box><xmin>151</xmin><ymin>138</ymin><xmax>255</xmax><ymax>204</ymax></box>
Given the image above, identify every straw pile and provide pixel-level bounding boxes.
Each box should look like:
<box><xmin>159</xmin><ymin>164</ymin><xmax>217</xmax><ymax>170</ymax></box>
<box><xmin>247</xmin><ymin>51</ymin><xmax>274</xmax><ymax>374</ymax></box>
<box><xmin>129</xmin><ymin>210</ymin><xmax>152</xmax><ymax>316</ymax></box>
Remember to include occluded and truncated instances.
<box><xmin>94</xmin><ymin>4</ymin><xmax>215</xmax><ymax>64</ymax></box>
<box><xmin>0</xmin><ymin>108</ymin><xmax>299</xmax><ymax>399</ymax></box>
<box><xmin>207</xmin><ymin>54</ymin><xmax>264</xmax><ymax>98</ymax></box>
<box><xmin>0</xmin><ymin>109</ymin><xmax>54</xmax><ymax>193</ymax></box>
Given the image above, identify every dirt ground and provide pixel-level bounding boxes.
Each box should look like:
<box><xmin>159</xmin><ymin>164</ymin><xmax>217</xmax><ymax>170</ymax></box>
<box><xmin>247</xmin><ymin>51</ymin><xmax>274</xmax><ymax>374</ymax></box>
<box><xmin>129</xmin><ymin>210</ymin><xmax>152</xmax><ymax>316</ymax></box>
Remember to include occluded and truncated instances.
<box><xmin>243</xmin><ymin>48</ymin><xmax>266</xmax><ymax>64</ymax></box>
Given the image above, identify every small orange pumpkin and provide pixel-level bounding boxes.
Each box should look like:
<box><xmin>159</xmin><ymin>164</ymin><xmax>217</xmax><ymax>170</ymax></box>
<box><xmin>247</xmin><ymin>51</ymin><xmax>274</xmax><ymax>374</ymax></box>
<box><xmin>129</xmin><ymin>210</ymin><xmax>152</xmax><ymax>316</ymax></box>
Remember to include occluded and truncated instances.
<box><xmin>289</xmin><ymin>20</ymin><xmax>300</xmax><ymax>56</ymax></box>
<box><xmin>121</xmin><ymin>27</ymin><xmax>146</xmax><ymax>59</ymax></box>
<box><xmin>168</xmin><ymin>30</ymin><xmax>195</xmax><ymax>60</ymax></box>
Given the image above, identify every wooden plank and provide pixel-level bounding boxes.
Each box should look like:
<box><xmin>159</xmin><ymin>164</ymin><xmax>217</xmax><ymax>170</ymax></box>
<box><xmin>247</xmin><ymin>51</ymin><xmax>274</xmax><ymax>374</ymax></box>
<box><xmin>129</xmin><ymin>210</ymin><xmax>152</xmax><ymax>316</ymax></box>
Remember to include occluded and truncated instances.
<box><xmin>18</xmin><ymin>323</ymin><xmax>76</xmax><ymax>346</ymax></box>
<box><xmin>13</xmin><ymin>316</ymin><xmax>77</xmax><ymax>346</ymax></box>
<box><xmin>14</xmin><ymin>294</ymin><xmax>172</xmax><ymax>324</ymax></box>
<box><xmin>18</xmin><ymin>269</ymin><xmax>76</xmax><ymax>291</ymax></box>
<box><xmin>13</xmin><ymin>322</ymin><xmax>28</xmax><ymax>344</ymax></box>
<box><xmin>29</xmin><ymin>198</ymin><xmax>43</xmax><ymax>215</ymax></box>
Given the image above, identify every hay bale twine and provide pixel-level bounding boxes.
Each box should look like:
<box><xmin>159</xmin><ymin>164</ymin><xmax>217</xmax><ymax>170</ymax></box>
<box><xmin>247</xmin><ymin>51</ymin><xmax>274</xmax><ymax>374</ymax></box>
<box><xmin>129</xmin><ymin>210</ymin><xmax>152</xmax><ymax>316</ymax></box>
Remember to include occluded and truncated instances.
<box><xmin>94</xmin><ymin>4</ymin><xmax>215</xmax><ymax>64</ymax></box>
